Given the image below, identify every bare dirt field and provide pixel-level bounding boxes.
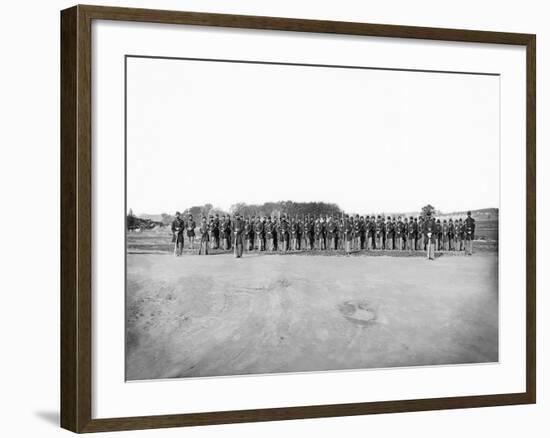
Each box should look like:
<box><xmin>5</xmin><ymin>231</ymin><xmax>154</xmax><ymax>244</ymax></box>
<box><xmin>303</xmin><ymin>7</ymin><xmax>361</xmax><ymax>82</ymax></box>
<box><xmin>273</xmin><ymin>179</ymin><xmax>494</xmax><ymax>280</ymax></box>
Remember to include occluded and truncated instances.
<box><xmin>126</xmin><ymin>251</ymin><xmax>499</xmax><ymax>381</ymax></box>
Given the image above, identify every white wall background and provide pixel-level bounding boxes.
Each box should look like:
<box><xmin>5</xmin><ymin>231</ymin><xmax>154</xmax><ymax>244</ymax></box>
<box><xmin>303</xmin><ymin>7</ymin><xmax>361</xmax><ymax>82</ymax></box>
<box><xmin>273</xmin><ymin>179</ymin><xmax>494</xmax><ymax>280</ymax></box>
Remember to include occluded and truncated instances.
<box><xmin>0</xmin><ymin>1</ymin><xmax>546</xmax><ymax>437</ymax></box>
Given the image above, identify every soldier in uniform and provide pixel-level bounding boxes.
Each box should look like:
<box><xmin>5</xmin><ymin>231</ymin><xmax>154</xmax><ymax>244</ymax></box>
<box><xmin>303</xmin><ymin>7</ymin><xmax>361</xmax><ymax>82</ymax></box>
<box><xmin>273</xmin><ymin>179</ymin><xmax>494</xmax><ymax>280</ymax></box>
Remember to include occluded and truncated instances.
<box><xmin>359</xmin><ymin>216</ymin><xmax>366</xmax><ymax>250</ymax></box>
<box><xmin>464</xmin><ymin>211</ymin><xmax>476</xmax><ymax>255</ymax></box>
<box><xmin>186</xmin><ymin>214</ymin><xmax>196</xmax><ymax>250</ymax></box>
<box><xmin>296</xmin><ymin>217</ymin><xmax>304</xmax><ymax>251</ymax></box>
<box><xmin>213</xmin><ymin>214</ymin><xmax>220</xmax><ymax>249</ymax></box>
<box><xmin>306</xmin><ymin>216</ymin><xmax>315</xmax><ymax>250</ymax></box>
<box><xmin>385</xmin><ymin>216</ymin><xmax>394</xmax><ymax>250</ymax></box>
<box><xmin>434</xmin><ymin>219</ymin><xmax>442</xmax><ymax>251</ymax></box>
<box><xmin>343</xmin><ymin>215</ymin><xmax>353</xmax><ymax>255</ymax></box>
<box><xmin>423</xmin><ymin>211</ymin><xmax>436</xmax><ymax>260</ymax></box>
<box><xmin>457</xmin><ymin>218</ymin><xmax>465</xmax><ymax>251</ymax></box>
<box><xmin>352</xmin><ymin>215</ymin><xmax>361</xmax><ymax>250</ymax></box>
<box><xmin>219</xmin><ymin>215</ymin><xmax>227</xmax><ymax>250</ymax></box>
<box><xmin>416</xmin><ymin>217</ymin><xmax>423</xmax><ymax>251</ymax></box>
<box><xmin>198</xmin><ymin>216</ymin><xmax>209</xmax><ymax>255</ymax></box>
<box><xmin>243</xmin><ymin>217</ymin><xmax>253</xmax><ymax>251</ymax></box>
<box><xmin>325</xmin><ymin>216</ymin><xmax>334</xmax><ymax>250</ymax></box>
<box><xmin>448</xmin><ymin>219</ymin><xmax>455</xmax><ymax>251</ymax></box>
<box><xmin>171</xmin><ymin>211</ymin><xmax>185</xmax><ymax>256</ymax></box>
<box><xmin>402</xmin><ymin>217</ymin><xmax>409</xmax><ymax>251</ymax></box>
<box><xmin>290</xmin><ymin>217</ymin><xmax>298</xmax><ymax>251</ymax></box>
<box><xmin>314</xmin><ymin>217</ymin><xmax>322</xmax><ymax>250</ymax></box>
<box><xmin>395</xmin><ymin>216</ymin><xmax>403</xmax><ymax>251</ymax></box>
<box><xmin>442</xmin><ymin>219</ymin><xmax>449</xmax><ymax>251</ymax></box>
<box><xmin>208</xmin><ymin>215</ymin><xmax>216</xmax><ymax>250</ymax></box>
<box><xmin>232</xmin><ymin>213</ymin><xmax>245</xmax><ymax>258</ymax></box>
<box><xmin>369</xmin><ymin>216</ymin><xmax>377</xmax><ymax>250</ymax></box>
<box><xmin>254</xmin><ymin>216</ymin><xmax>264</xmax><ymax>251</ymax></box>
<box><xmin>374</xmin><ymin>216</ymin><xmax>383</xmax><ymax>250</ymax></box>
<box><xmin>264</xmin><ymin>216</ymin><xmax>274</xmax><ymax>251</ymax></box>
<box><xmin>407</xmin><ymin>216</ymin><xmax>416</xmax><ymax>251</ymax></box>
<box><xmin>280</xmin><ymin>215</ymin><xmax>290</xmax><ymax>252</ymax></box>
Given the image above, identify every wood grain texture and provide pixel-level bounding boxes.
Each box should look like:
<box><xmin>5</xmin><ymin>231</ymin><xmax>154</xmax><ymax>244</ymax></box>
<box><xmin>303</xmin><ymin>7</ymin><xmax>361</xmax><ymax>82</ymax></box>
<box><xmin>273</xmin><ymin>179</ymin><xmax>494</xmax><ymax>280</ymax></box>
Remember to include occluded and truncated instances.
<box><xmin>60</xmin><ymin>4</ymin><xmax>536</xmax><ymax>433</ymax></box>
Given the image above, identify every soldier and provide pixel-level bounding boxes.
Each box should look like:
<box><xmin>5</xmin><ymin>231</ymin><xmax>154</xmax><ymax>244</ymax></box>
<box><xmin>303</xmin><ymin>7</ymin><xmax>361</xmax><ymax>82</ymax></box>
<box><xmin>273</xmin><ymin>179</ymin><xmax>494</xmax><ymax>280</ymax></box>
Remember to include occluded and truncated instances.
<box><xmin>314</xmin><ymin>217</ymin><xmax>322</xmax><ymax>250</ymax></box>
<box><xmin>416</xmin><ymin>217</ymin><xmax>424</xmax><ymax>251</ymax></box>
<box><xmin>265</xmin><ymin>216</ymin><xmax>274</xmax><ymax>251</ymax></box>
<box><xmin>213</xmin><ymin>214</ymin><xmax>220</xmax><ymax>249</ymax></box>
<box><xmin>306</xmin><ymin>216</ymin><xmax>315</xmax><ymax>250</ymax></box>
<box><xmin>434</xmin><ymin>219</ymin><xmax>442</xmax><ymax>251</ymax></box>
<box><xmin>442</xmin><ymin>219</ymin><xmax>449</xmax><ymax>251</ymax></box>
<box><xmin>359</xmin><ymin>216</ymin><xmax>366</xmax><ymax>250</ymax></box>
<box><xmin>402</xmin><ymin>217</ymin><xmax>409</xmax><ymax>251</ymax></box>
<box><xmin>343</xmin><ymin>215</ymin><xmax>353</xmax><ymax>255</ymax></box>
<box><xmin>273</xmin><ymin>217</ymin><xmax>279</xmax><ymax>251</ymax></box>
<box><xmin>290</xmin><ymin>217</ymin><xmax>298</xmax><ymax>251</ymax></box>
<box><xmin>423</xmin><ymin>211</ymin><xmax>437</xmax><ymax>260</ymax></box>
<box><xmin>171</xmin><ymin>211</ymin><xmax>185</xmax><ymax>256</ymax></box>
<box><xmin>407</xmin><ymin>216</ymin><xmax>416</xmax><ymax>251</ymax></box>
<box><xmin>464</xmin><ymin>211</ymin><xmax>476</xmax><ymax>255</ymax></box>
<box><xmin>325</xmin><ymin>216</ymin><xmax>334</xmax><ymax>250</ymax></box>
<box><xmin>368</xmin><ymin>216</ymin><xmax>376</xmax><ymax>250</ymax></box>
<box><xmin>219</xmin><ymin>215</ymin><xmax>228</xmax><ymax>250</ymax></box>
<box><xmin>254</xmin><ymin>216</ymin><xmax>264</xmax><ymax>251</ymax></box>
<box><xmin>280</xmin><ymin>215</ymin><xmax>290</xmax><ymax>252</ymax></box>
<box><xmin>448</xmin><ymin>218</ymin><xmax>455</xmax><ymax>251</ymax></box>
<box><xmin>243</xmin><ymin>217</ymin><xmax>253</xmax><ymax>251</ymax></box>
<box><xmin>374</xmin><ymin>215</ymin><xmax>383</xmax><ymax>250</ymax></box>
<box><xmin>395</xmin><ymin>216</ymin><xmax>403</xmax><ymax>251</ymax></box>
<box><xmin>186</xmin><ymin>214</ymin><xmax>196</xmax><ymax>250</ymax></box>
<box><xmin>198</xmin><ymin>216</ymin><xmax>209</xmax><ymax>255</ymax></box>
<box><xmin>457</xmin><ymin>218</ymin><xmax>465</xmax><ymax>251</ymax></box>
<box><xmin>232</xmin><ymin>213</ymin><xmax>245</xmax><ymax>258</ymax></box>
<box><xmin>207</xmin><ymin>215</ymin><xmax>215</xmax><ymax>250</ymax></box>
<box><xmin>353</xmin><ymin>215</ymin><xmax>361</xmax><ymax>250</ymax></box>
<box><xmin>385</xmin><ymin>216</ymin><xmax>394</xmax><ymax>250</ymax></box>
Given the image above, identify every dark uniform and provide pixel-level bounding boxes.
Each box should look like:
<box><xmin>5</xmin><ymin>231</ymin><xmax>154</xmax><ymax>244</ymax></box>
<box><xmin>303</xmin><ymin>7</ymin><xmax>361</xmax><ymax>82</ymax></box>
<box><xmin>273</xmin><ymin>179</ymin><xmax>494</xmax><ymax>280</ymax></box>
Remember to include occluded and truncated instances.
<box><xmin>343</xmin><ymin>216</ymin><xmax>353</xmax><ymax>254</ymax></box>
<box><xmin>171</xmin><ymin>213</ymin><xmax>185</xmax><ymax>256</ymax></box>
<box><xmin>395</xmin><ymin>217</ymin><xmax>404</xmax><ymax>250</ymax></box>
<box><xmin>232</xmin><ymin>214</ymin><xmax>245</xmax><ymax>258</ymax></box>
<box><xmin>254</xmin><ymin>218</ymin><xmax>264</xmax><ymax>251</ymax></box>
<box><xmin>448</xmin><ymin>219</ymin><xmax>455</xmax><ymax>251</ymax></box>
<box><xmin>442</xmin><ymin>220</ymin><xmax>449</xmax><ymax>251</ymax></box>
<box><xmin>280</xmin><ymin>216</ymin><xmax>290</xmax><ymax>251</ymax></box>
<box><xmin>408</xmin><ymin>216</ymin><xmax>416</xmax><ymax>251</ymax></box>
<box><xmin>456</xmin><ymin>219</ymin><xmax>465</xmax><ymax>251</ymax></box>
<box><xmin>422</xmin><ymin>213</ymin><xmax>437</xmax><ymax>260</ymax></box>
<box><xmin>244</xmin><ymin>218</ymin><xmax>253</xmax><ymax>251</ymax></box>
<box><xmin>464</xmin><ymin>212</ymin><xmax>476</xmax><ymax>255</ymax></box>
<box><xmin>385</xmin><ymin>216</ymin><xmax>394</xmax><ymax>250</ymax></box>
<box><xmin>265</xmin><ymin>218</ymin><xmax>274</xmax><ymax>251</ymax></box>
<box><xmin>198</xmin><ymin>218</ymin><xmax>209</xmax><ymax>255</ymax></box>
<box><xmin>306</xmin><ymin>217</ymin><xmax>315</xmax><ymax>250</ymax></box>
<box><xmin>375</xmin><ymin>216</ymin><xmax>384</xmax><ymax>250</ymax></box>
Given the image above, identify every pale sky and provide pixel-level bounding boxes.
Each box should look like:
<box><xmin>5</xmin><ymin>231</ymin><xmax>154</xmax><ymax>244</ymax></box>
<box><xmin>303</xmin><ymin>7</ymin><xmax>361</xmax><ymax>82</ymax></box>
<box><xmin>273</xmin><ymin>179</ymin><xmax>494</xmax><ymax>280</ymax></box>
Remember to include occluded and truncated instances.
<box><xmin>126</xmin><ymin>56</ymin><xmax>500</xmax><ymax>216</ymax></box>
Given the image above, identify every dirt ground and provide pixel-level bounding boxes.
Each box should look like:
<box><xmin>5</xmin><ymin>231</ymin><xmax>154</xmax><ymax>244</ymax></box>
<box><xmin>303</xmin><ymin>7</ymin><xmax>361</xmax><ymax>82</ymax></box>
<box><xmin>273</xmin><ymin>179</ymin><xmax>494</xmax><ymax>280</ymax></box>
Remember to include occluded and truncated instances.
<box><xmin>126</xmin><ymin>252</ymin><xmax>498</xmax><ymax>381</ymax></box>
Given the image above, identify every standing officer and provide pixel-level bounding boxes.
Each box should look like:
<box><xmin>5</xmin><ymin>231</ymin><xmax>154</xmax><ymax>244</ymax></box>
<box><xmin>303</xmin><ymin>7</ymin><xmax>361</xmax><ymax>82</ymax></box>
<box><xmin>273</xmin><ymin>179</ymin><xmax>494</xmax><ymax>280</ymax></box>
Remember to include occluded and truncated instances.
<box><xmin>423</xmin><ymin>211</ymin><xmax>436</xmax><ymax>260</ymax></box>
<box><xmin>232</xmin><ymin>213</ymin><xmax>245</xmax><ymax>258</ymax></box>
<box><xmin>296</xmin><ymin>216</ymin><xmax>304</xmax><ymax>250</ymax></box>
<box><xmin>280</xmin><ymin>214</ymin><xmax>290</xmax><ymax>252</ymax></box>
<box><xmin>353</xmin><ymin>215</ymin><xmax>361</xmax><ymax>250</ymax></box>
<box><xmin>434</xmin><ymin>219</ymin><xmax>442</xmax><ymax>251</ymax></box>
<box><xmin>198</xmin><ymin>216</ymin><xmax>209</xmax><ymax>255</ymax></box>
<box><xmin>171</xmin><ymin>211</ymin><xmax>185</xmax><ymax>256</ymax></box>
<box><xmin>416</xmin><ymin>216</ymin><xmax>424</xmax><ymax>251</ymax></box>
<box><xmin>464</xmin><ymin>211</ymin><xmax>476</xmax><ymax>255</ymax></box>
<box><xmin>307</xmin><ymin>216</ymin><xmax>315</xmax><ymax>250</ymax></box>
<box><xmin>186</xmin><ymin>214</ymin><xmax>196</xmax><ymax>250</ymax></box>
<box><xmin>343</xmin><ymin>215</ymin><xmax>353</xmax><ymax>255</ymax></box>
<box><xmin>374</xmin><ymin>216</ymin><xmax>382</xmax><ymax>250</ymax></box>
<box><xmin>208</xmin><ymin>215</ymin><xmax>216</xmax><ymax>250</ymax></box>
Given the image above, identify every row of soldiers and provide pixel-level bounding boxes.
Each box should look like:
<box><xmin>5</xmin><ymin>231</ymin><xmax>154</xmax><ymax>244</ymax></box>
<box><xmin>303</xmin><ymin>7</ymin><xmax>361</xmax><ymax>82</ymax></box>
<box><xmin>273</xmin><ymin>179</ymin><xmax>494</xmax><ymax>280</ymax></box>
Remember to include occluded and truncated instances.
<box><xmin>172</xmin><ymin>211</ymin><xmax>476</xmax><ymax>259</ymax></box>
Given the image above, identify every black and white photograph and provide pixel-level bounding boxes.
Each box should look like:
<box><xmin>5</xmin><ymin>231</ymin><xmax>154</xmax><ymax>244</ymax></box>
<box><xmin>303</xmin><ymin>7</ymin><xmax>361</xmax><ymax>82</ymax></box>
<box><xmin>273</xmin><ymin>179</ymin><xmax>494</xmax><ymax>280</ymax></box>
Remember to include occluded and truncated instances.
<box><xmin>125</xmin><ymin>55</ymin><xmax>499</xmax><ymax>381</ymax></box>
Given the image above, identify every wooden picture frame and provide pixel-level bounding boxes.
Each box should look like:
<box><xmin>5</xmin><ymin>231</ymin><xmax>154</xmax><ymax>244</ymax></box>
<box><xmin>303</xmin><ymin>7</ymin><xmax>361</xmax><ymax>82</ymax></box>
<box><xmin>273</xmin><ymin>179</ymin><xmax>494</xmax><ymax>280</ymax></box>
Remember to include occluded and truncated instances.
<box><xmin>61</xmin><ymin>4</ymin><xmax>536</xmax><ymax>433</ymax></box>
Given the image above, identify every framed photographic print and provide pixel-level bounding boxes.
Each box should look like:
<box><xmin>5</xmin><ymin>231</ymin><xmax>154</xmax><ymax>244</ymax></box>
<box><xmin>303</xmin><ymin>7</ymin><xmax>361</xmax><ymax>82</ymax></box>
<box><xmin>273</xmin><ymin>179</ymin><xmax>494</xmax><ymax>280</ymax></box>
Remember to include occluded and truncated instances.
<box><xmin>60</xmin><ymin>4</ymin><xmax>536</xmax><ymax>433</ymax></box>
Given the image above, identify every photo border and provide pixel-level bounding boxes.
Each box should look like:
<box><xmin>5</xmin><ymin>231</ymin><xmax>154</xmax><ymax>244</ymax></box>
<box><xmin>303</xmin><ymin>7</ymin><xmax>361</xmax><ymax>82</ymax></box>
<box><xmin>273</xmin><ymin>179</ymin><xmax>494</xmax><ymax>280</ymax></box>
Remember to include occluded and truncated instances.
<box><xmin>60</xmin><ymin>4</ymin><xmax>536</xmax><ymax>433</ymax></box>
